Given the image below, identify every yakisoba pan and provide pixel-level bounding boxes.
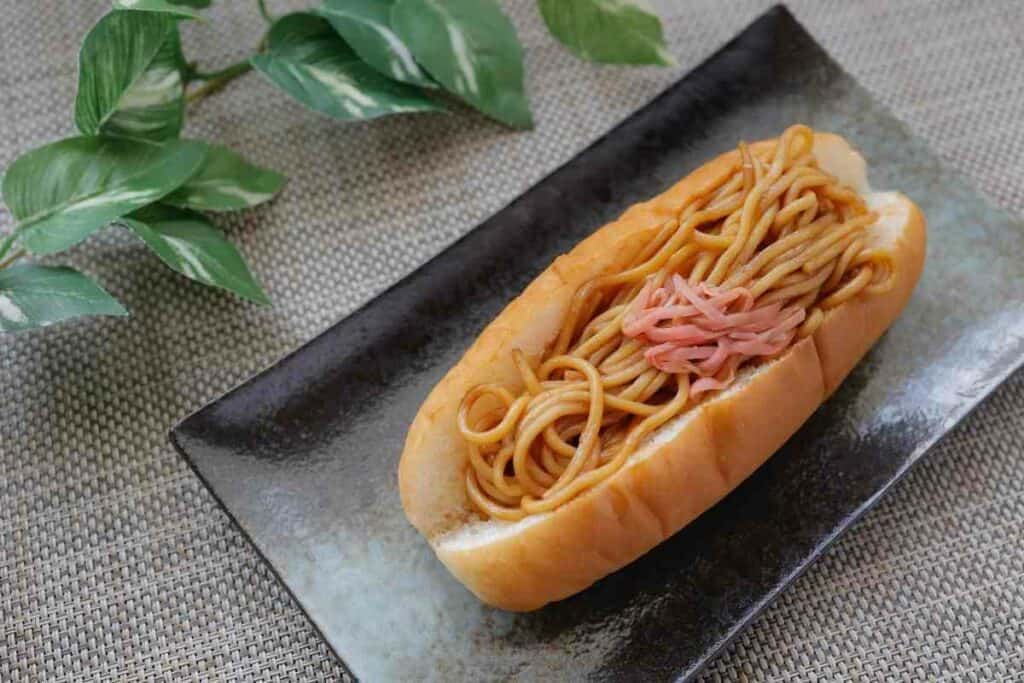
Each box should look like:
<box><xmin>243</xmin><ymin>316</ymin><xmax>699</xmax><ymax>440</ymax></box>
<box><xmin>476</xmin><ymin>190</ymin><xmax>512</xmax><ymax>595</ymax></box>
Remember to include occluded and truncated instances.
<box><xmin>400</xmin><ymin>126</ymin><xmax>926</xmax><ymax>611</ymax></box>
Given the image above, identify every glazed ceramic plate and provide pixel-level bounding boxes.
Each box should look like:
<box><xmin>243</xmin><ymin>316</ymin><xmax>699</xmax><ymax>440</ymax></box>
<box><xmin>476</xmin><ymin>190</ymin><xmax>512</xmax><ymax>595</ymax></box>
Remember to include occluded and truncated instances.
<box><xmin>171</xmin><ymin>6</ymin><xmax>1024</xmax><ymax>681</ymax></box>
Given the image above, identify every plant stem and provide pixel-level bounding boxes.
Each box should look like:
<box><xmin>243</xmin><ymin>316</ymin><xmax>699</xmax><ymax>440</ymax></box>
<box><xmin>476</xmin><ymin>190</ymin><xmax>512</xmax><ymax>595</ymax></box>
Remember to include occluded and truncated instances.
<box><xmin>184</xmin><ymin>0</ymin><xmax>273</xmax><ymax>107</ymax></box>
<box><xmin>0</xmin><ymin>249</ymin><xmax>26</xmax><ymax>271</ymax></box>
<box><xmin>0</xmin><ymin>233</ymin><xmax>17</xmax><ymax>261</ymax></box>
<box><xmin>186</xmin><ymin>62</ymin><xmax>254</xmax><ymax>105</ymax></box>
<box><xmin>257</xmin><ymin>0</ymin><xmax>273</xmax><ymax>24</ymax></box>
<box><xmin>188</xmin><ymin>62</ymin><xmax>253</xmax><ymax>81</ymax></box>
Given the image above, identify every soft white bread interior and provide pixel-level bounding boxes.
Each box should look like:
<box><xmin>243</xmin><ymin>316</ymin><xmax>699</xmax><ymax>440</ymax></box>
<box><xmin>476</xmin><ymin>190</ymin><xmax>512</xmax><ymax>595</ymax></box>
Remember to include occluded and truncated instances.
<box><xmin>399</xmin><ymin>133</ymin><xmax>927</xmax><ymax>611</ymax></box>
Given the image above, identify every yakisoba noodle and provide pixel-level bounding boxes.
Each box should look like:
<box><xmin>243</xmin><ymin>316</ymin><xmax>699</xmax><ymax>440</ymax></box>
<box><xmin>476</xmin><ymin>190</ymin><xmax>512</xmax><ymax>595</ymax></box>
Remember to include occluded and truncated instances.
<box><xmin>458</xmin><ymin>125</ymin><xmax>895</xmax><ymax>521</ymax></box>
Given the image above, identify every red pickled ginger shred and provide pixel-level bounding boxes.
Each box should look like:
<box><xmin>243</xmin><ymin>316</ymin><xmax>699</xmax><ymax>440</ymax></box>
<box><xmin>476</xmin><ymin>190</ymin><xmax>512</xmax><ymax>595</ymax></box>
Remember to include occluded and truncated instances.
<box><xmin>622</xmin><ymin>275</ymin><xmax>805</xmax><ymax>397</ymax></box>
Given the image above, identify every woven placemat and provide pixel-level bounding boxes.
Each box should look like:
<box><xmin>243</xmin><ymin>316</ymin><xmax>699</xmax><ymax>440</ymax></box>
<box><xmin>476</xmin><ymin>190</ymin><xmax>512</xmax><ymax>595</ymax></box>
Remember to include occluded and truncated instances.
<box><xmin>2</xmin><ymin>1</ymin><xmax>1022</xmax><ymax>680</ymax></box>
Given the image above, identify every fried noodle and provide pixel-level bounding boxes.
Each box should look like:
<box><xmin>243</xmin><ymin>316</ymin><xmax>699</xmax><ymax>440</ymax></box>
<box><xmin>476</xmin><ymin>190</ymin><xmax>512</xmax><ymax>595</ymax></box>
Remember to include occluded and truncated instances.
<box><xmin>458</xmin><ymin>125</ymin><xmax>894</xmax><ymax>521</ymax></box>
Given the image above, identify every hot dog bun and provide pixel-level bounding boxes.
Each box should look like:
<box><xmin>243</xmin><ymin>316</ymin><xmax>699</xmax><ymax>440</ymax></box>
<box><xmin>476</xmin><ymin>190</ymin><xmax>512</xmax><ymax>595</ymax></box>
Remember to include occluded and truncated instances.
<box><xmin>399</xmin><ymin>133</ymin><xmax>926</xmax><ymax>611</ymax></box>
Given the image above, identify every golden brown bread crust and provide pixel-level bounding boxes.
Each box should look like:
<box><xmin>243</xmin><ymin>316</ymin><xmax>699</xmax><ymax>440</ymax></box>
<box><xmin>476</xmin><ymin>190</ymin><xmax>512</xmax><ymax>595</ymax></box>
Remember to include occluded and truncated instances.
<box><xmin>398</xmin><ymin>134</ymin><xmax>927</xmax><ymax>611</ymax></box>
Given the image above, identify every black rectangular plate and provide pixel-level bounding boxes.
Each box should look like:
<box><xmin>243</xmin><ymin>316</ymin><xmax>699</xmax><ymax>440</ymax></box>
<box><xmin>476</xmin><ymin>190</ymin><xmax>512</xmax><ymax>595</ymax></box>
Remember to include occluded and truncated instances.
<box><xmin>171</xmin><ymin>6</ymin><xmax>1024</xmax><ymax>681</ymax></box>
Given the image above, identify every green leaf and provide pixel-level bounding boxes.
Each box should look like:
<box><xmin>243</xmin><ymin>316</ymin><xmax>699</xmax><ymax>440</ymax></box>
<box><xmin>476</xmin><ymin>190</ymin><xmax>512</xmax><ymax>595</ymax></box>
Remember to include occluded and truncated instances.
<box><xmin>75</xmin><ymin>10</ymin><xmax>185</xmax><ymax>141</ymax></box>
<box><xmin>109</xmin><ymin>26</ymin><xmax>186</xmax><ymax>140</ymax></box>
<box><xmin>121</xmin><ymin>204</ymin><xmax>270</xmax><ymax>304</ymax></box>
<box><xmin>112</xmin><ymin>0</ymin><xmax>209</xmax><ymax>20</ymax></box>
<box><xmin>2</xmin><ymin>137</ymin><xmax>208</xmax><ymax>255</ymax></box>
<box><xmin>537</xmin><ymin>0</ymin><xmax>674</xmax><ymax>66</ymax></box>
<box><xmin>0</xmin><ymin>265</ymin><xmax>127</xmax><ymax>332</ymax></box>
<box><xmin>251</xmin><ymin>12</ymin><xmax>443</xmax><ymax>122</ymax></box>
<box><xmin>162</xmin><ymin>145</ymin><xmax>285</xmax><ymax>211</ymax></box>
<box><xmin>316</xmin><ymin>0</ymin><xmax>434</xmax><ymax>88</ymax></box>
<box><xmin>391</xmin><ymin>0</ymin><xmax>532</xmax><ymax>129</ymax></box>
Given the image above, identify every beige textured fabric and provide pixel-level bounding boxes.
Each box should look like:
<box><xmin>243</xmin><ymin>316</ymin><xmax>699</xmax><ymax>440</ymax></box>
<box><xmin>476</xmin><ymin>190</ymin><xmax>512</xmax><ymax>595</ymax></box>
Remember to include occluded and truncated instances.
<box><xmin>2</xmin><ymin>1</ymin><xmax>1022</xmax><ymax>680</ymax></box>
